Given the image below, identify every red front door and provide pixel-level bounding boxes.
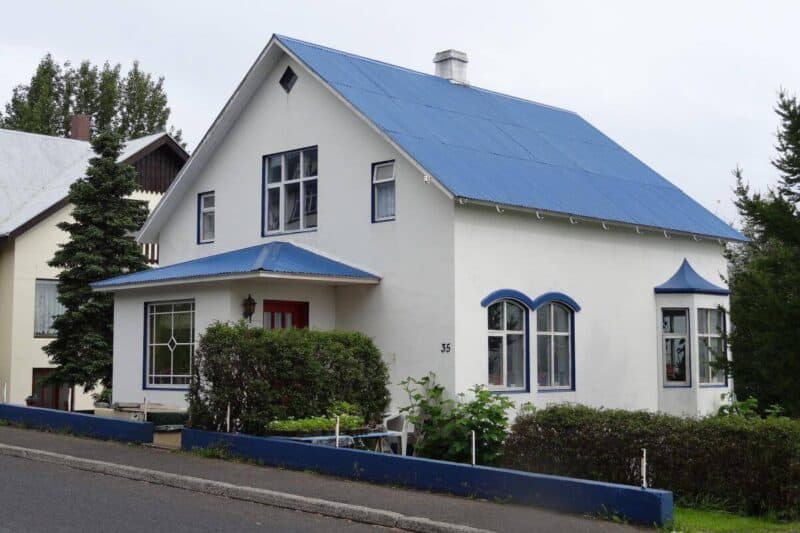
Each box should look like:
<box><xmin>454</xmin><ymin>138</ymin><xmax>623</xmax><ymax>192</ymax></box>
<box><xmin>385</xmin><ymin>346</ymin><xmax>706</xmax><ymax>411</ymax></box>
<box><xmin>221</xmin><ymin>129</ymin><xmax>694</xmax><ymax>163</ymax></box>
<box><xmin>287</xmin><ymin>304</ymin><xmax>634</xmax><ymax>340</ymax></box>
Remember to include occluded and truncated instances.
<box><xmin>263</xmin><ymin>300</ymin><xmax>309</xmax><ymax>329</ymax></box>
<box><xmin>31</xmin><ymin>368</ymin><xmax>71</xmax><ymax>410</ymax></box>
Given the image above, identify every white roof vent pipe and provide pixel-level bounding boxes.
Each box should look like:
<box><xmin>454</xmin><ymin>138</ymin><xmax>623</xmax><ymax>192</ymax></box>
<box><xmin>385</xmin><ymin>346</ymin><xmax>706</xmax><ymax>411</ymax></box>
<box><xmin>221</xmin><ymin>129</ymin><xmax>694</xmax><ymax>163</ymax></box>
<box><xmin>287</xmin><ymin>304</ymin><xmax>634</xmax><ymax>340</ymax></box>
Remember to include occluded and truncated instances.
<box><xmin>433</xmin><ymin>49</ymin><xmax>468</xmax><ymax>85</ymax></box>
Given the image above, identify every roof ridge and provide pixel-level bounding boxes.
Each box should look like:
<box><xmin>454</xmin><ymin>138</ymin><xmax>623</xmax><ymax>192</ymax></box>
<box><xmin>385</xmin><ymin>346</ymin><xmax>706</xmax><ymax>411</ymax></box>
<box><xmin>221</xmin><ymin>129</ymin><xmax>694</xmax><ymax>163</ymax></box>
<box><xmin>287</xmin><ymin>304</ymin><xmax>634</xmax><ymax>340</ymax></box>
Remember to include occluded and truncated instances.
<box><xmin>0</xmin><ymin>127</ymin><xmax>91</xmax><ymax>145</ymax></box>
<box><xmin>275</xmin><ymin>34</ymin><xmax>578</xmax><ymax>116</ymax></box>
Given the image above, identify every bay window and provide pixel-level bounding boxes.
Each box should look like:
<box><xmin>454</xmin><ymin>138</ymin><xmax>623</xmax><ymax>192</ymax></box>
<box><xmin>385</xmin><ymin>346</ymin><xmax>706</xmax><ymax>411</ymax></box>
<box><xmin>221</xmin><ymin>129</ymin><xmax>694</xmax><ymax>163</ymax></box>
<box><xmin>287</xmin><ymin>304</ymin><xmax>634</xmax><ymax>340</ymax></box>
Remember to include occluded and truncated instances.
<box><xmin>698</xmin><ymin>308</ymin><xmax>726</xmax><ymax>384</ymax></box>
<box><xmin>662</xmin><ymin>309</ymin><xmax>689</xmax><ymax>386</ymax></box>
<box><xmin>263</xmin><ymin>147</ymin><xmax>318</xmax><ymax>234</ymax></box>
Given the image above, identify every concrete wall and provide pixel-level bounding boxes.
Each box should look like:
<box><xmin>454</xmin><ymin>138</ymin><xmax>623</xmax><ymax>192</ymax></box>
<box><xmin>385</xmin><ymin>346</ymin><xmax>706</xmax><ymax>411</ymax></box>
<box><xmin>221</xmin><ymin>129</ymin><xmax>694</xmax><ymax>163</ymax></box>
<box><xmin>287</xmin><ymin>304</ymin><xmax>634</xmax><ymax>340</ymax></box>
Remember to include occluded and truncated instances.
<box><xmin>453</xmin><ymin>204</ymin><xmax>730</xmax><ymax>415</ymax></box>
<box><xmin>150</xmin><ymin>51</ymin><xmax>455</xmax><ymax>408</ymax></box>
<box><xmin>0</xmin><ymin>238</ymin><xmax>14</xmax><ymax>402</ymax></box>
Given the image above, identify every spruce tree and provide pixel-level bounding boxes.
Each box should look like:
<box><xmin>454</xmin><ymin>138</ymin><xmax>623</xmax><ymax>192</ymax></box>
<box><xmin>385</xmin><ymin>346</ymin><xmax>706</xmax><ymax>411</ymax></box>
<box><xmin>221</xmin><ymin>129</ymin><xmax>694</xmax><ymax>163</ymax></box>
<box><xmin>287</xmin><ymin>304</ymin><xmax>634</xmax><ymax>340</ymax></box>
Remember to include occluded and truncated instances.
<box><xmin>44</xmin><ymin>131</ymin><xmax>149</xmax><ymax>390</ymax></box>
<box><xmin>726</xmin><ymin>91</ymin><xmax>800</xmax><ymax>415</ymax></box>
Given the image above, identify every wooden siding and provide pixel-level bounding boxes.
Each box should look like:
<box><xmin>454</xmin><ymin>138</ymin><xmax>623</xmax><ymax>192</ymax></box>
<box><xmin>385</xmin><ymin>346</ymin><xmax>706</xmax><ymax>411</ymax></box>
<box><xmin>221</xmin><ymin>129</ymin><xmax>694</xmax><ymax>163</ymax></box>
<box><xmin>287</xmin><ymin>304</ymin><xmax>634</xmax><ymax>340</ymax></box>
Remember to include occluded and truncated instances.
<box><xmin>132</xmin><ymin>145</ymin><xmax>185</xmax><ymax>193</ymax></box>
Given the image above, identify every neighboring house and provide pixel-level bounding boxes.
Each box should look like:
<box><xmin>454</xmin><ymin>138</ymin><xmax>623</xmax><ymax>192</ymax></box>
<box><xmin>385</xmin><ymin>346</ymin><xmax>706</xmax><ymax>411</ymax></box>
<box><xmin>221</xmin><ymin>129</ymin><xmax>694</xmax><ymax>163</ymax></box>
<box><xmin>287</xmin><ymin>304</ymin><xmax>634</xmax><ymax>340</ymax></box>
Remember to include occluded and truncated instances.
<box><xmin>0</xmin><ymin>119</ymin><xmax>188</xmax><ymax>410</ymax></box>
<box><xmin>95</xmin><ymin>35</ymin><xmax>744</xmax><ymax>417</ymax></box>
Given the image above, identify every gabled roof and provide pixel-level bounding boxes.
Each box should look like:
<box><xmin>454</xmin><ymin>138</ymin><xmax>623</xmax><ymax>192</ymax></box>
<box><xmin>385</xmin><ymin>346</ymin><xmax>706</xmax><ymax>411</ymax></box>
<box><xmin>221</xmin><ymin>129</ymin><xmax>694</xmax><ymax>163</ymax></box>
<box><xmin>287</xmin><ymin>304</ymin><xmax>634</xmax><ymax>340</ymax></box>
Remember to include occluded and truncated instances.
<box><xmin>92</xmin><ymin>241</ymin><xmax>380</xmax><ymax>290</ymax></box>
<box><xmin>0</xmin><ymin>130</ymin><xmax>182</xmax><ymax>237</ymax></box>
<box><xmin>654</xmin><ymin>259</ymin><xmax>729</xmax><ymax>295</ymax></box>
<box><xmin>141</xmin><ymin>34</ymin><xmax>744</xmax><ymax>242</ymax></box>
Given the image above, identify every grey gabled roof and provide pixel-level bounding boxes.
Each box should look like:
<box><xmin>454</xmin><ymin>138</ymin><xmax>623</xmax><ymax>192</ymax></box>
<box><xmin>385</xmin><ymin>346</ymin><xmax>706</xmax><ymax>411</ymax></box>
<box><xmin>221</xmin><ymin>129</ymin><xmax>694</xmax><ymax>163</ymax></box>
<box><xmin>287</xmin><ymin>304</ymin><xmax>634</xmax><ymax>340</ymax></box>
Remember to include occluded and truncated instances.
<box><xmin>0</xmin><ymin>130</ymin><xmax>168</xmax><ymax>237</ymax></box>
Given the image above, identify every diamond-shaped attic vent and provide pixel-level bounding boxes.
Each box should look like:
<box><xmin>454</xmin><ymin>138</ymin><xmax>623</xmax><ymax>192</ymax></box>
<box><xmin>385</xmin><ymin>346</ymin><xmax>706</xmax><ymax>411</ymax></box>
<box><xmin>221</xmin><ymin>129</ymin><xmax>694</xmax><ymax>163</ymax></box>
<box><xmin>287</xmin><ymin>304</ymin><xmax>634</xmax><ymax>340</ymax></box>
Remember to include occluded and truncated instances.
<box><xmin>279</xmin><ymin>66</ymin><xmax>297</xmax><ymax>93</ymax></box>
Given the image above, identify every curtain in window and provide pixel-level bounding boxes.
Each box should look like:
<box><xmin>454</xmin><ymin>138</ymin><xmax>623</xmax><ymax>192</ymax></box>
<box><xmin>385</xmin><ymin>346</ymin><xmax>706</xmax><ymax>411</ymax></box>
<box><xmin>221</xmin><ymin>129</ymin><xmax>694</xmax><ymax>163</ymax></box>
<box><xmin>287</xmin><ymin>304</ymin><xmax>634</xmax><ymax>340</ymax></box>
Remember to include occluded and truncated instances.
<box><xmin>375</xmin><ymin>182</ymin><xmax>395</xmax><ymax>219</ymax></box>
<box><xmin>34</xmin><ymin>280</ymin><xmax>65</xmax><ymax>337</ymax></box>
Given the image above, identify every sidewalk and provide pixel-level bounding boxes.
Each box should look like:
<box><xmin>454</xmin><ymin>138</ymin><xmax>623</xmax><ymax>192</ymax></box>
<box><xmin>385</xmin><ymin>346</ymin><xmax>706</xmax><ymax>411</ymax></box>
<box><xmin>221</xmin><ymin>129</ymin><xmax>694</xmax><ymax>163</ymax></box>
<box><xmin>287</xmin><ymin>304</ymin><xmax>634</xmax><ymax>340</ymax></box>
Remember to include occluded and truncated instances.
<box><xmin>0</xmin><ymin>425</ymin><xmax>638</xmax><ymax>532</ymax></box>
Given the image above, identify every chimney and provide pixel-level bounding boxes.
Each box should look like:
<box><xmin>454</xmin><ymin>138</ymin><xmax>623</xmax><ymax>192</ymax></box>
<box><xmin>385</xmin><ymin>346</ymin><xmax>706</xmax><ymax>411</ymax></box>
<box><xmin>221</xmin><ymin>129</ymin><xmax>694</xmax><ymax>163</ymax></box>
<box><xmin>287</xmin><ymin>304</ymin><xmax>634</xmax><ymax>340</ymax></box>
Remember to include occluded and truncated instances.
<box><xmin>69</xmin><ymin>114</ymin><xmax>91</xmax><ymax>141</ymax></box>
<box><xmin>433</xmin><ymin>49</ymin><xmax>468</xmax><ymax>85</ymax></box>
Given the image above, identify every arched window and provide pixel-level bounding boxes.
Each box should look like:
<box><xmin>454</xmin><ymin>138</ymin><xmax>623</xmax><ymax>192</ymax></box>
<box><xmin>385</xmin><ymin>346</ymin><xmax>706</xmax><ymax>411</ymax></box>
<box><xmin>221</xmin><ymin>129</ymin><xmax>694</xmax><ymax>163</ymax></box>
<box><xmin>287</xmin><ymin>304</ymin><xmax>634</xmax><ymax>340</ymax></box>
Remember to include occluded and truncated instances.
<box><xmin>487</xmin><ymin>299</ymin><xmax>527</xmax><ymax>391</ymax></box>
<box><xmin>536</xmin><ymin>302</ymin><xmax>572</xmax><ymax>389</ymax></box>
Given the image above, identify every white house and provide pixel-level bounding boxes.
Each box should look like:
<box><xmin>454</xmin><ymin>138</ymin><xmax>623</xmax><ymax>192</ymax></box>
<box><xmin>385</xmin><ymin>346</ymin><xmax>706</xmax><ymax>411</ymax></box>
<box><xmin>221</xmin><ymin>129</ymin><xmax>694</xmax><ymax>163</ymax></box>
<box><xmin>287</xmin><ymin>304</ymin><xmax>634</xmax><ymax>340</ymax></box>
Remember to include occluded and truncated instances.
<box><xmin>95</xmin><ymin>35</ymin><xmax>743</xmax><ymax>417</ymax></box>
<box><xmin>0</xmin><ymin>120</ymin><xmax>187</xmax><ymax>410</ymax></box>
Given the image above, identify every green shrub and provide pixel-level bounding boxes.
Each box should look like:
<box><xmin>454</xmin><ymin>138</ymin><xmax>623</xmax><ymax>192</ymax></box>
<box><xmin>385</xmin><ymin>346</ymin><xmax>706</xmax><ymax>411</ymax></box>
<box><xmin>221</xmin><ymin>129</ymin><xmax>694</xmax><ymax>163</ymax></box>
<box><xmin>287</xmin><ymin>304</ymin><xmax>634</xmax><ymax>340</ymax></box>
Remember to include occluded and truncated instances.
<box><xmin>503</xmin><ymin>404</ymin><xmax>800</xmax><ymax>518</ymax></box>
<box><xmin>266</xmin><ymin>414</ymin><xmax>364</xmax><ymax>434</ymax></box>
<box><xmin>400</xmin><ymin>374</ymin><xmax>513</xmax><ymax>465</ymax></box>
<box><xmin>187</xmin><ymin>321</ymin><xmax>390</xmax><ymax>435</ymax></box>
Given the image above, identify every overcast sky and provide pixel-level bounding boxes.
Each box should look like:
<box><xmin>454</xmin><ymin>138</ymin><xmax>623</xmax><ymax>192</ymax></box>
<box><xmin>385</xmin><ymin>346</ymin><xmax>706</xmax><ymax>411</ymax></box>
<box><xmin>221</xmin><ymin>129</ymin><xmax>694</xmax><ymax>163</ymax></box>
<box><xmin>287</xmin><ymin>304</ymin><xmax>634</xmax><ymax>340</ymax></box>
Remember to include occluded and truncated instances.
<box><xmin>2</xmin><ymin>1</ymin><xmax>799</xmax><ymax>224</ymax></box>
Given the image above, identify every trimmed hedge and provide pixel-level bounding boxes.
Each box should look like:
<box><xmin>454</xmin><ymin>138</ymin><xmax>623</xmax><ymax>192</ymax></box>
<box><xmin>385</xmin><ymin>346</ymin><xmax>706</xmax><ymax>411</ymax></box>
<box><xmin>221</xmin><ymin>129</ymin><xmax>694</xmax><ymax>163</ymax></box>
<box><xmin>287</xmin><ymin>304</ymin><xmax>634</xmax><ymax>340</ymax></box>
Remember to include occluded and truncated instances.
<box><xmin>187</xmin><ymin>322</ymin><xmax>390</xmax><ymax>435</ymax></box>
<box><xmin>503</xmin><ymin>404</ymin><xmax>800</xmax><ymax>518</ymax></box>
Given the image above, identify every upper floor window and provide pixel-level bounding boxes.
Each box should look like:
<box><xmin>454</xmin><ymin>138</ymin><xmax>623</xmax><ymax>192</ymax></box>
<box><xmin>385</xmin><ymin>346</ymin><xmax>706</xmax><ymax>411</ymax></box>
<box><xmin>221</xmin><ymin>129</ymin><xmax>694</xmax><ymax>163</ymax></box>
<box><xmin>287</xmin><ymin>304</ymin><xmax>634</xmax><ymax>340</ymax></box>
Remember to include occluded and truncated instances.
<box><xmin>662</xmin><ymin>309</ymin><xmax>689</xmax><ymax>386</ymax></box>
<box><xmin>198</xmin><ymin>191</ymin><xmax>215</xmax><ymax>243</ymax></box>
<box><xmin>372</xmin><ymin>161</ymin><xmax>395</xmax><ymax>222</ymax></box>
<box><xmin>263</xmin><ymin>147</ymin><xmax>318</xmax><ymax>234</ymax></box>
<box><xmin>536</xmin><ymin>303</ymin><xmax>572</xmax><ymax>389</ymax></box>
<box><xmin>698</xmin><ymin>308</ymin><xmax>726</xmax><ymax>384</ymax></box>
<box><xmin>146</xmin><ymin>300</ymin><xmax>195</xmax><ymax>388</ymax></box>
<box><xmin>487</xmin><ymin>299</ymin><xmax>526</xmax><ymax>391</ymax></box>
<box><xmin>34</xmin><ymin>279</ymin><xmax>65</xmax><ymax>338</ymax></box>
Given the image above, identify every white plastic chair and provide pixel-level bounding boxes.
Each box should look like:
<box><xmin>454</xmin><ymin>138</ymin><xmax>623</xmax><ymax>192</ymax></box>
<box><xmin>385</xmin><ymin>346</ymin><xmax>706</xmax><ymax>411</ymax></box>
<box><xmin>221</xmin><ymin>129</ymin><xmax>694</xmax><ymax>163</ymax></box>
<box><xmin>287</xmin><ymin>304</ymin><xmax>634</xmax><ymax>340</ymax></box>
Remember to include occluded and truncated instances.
<box><xmin>381</xmin><ymin>413</ymin><xmax>410</xmax><ymax>456</ymax></box>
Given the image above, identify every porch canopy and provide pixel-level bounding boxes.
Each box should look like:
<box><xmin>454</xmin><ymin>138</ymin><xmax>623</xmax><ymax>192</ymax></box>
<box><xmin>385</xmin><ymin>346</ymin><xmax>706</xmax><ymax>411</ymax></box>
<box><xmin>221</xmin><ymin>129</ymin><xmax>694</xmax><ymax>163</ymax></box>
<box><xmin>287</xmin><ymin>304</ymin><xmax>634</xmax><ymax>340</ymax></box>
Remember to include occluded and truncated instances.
<box><xmin>92</xmin><ymin>241</ymin><xmax>380</xmax><ymax>291</ymax></box>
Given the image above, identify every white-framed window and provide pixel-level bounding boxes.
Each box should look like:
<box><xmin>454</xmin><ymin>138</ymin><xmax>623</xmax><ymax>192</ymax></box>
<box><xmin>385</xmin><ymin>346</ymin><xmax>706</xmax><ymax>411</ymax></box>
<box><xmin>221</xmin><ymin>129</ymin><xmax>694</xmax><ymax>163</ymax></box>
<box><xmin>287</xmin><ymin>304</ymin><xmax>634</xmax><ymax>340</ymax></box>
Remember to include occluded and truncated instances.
<box><xmin>536</xmin><ymin>303</ymin><xmax>572</xmax><ymax>389</ymax></box>
<box><xmin>34</xmin><ymin>279</ymin><xmax>65</xmax><ymax>338</ymax></box>
<box><xmin>263</xmin><ymin>147</ymin><xmax>318</xmax><ymax>234</ymax></box>
<box><xmin>372</xmin><ymin>160</ymin><xmax>395</xmax><ymax>222</ymax></box>
<box><xmin>698</xmin><ymin>308</ymin><xmax>726</xmax><ymax>384</ymax></box>
<box><xmin>662</xmin><ymin>308</ymin><xmax>690</xmax><ymax>386</ymax></box>
<box><xmin>146</xmin><ymin>300</ymin><xmax>195</xmax><ymax>388</ymax></box>
<box><xmin>198</xmin><ymin>191</ymin><xmax>215</xmax><ymax>243</ymax></box>
<box><xmin>487</xmin><ymin>299</ymin><xmax>526</xmax><ymax>390</ymax></box>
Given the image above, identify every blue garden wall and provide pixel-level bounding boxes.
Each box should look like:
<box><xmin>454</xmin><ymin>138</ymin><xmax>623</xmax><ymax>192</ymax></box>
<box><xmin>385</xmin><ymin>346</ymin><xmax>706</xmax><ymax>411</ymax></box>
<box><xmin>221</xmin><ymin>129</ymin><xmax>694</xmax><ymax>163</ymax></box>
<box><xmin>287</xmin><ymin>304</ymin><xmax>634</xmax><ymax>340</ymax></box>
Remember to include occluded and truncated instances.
<box><xmin>182</xmin><ymin>428</ymin><xmax>672</xmax><ymax>525</ymax></box>
<box><xmin>0</xmin><ymin>404</ymin><xmax>153</xmax><ymax>443</ymax></box>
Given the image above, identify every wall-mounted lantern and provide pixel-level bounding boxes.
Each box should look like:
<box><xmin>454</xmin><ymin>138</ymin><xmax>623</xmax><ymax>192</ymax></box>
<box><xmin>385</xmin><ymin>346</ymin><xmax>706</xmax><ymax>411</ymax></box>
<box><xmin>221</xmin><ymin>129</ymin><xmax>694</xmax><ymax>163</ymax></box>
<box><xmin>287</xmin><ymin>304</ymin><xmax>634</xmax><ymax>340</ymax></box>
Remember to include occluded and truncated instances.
<box><xmin>242</xmin><ymin>294</ymin><xmax>256</xmax><ymax>322</ymax></box>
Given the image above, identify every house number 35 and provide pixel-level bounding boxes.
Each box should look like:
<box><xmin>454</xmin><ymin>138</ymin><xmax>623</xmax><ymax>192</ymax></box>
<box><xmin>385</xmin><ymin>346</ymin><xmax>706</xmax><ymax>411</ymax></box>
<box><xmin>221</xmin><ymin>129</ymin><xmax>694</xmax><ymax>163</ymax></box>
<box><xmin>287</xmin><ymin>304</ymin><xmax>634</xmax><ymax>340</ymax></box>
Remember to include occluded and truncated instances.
<box><xmin>441</xmin><ymin>343</ymin><xmax>451</xmax><ymax>353</ymax></box>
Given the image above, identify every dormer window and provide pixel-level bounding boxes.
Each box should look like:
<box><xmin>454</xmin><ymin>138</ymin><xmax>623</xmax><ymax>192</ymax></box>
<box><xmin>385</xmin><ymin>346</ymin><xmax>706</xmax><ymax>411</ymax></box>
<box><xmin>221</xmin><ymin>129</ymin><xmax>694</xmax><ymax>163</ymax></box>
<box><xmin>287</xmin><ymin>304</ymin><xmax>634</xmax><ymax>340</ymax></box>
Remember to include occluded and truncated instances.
<box><xmin>263</xmin><ymin>147</ymin><xmax>318</xmax><ymax>234</ymax></box>
<box><xmin>279</xmin><ymin>66</ymin><xmax>297</xmax><ymax>93</ymax></box>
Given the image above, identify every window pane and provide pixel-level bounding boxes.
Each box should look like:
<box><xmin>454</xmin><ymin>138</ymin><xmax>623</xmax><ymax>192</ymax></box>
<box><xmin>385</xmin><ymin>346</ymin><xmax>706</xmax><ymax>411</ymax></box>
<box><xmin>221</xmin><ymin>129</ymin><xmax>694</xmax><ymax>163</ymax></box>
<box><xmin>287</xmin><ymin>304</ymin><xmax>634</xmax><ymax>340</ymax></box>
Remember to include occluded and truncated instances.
<box><xmin>506</xmin><ymin>301</ymin><xmax>524</xmax><ymax>331</ymax></box>
<box><xmin>174</xmin><ymin>302</ymin><xmax>193</xmax><ymax>312</ymax></box>
<box><xmin>537</xmin><ymin>335</ymin><xmax>551</xmax><ymax>386</ymax></box>
<box><xmin>303</xmin><ymin>180</ymin><xmax>318</xmax><ymax>228</ymax></box>
<box><xmin>698</xmin><ymin>309</ymin><xmax>708</xmax><ymax>334</ymax></box>
<box><xmin>699</xmin><ymin>338</ymin><xmax>709</xmax><ymax>383</ymax></box>
<box><xmin>173</xmin><ymin>312</ymin><xmax>193</xmax><ymax>343</ymax></box>
<box><xmin>173</xmin><ymin>345</ymin><xmax>191</xmax><ymax>376</ymax></box>
<box><xmin>488</xmin><ymin>336</ymin><xmax>503</xmax><ymax>386</ymax></box>
<box><xmin>664</xmin><ymin>338</ymin><xmax>687</xmax><ymax>382</ymax></box>
<box><xmin>374</xmin><ymin>162</ymin><xmax>394</xmax><ymax>181</ymax></box>
<box><xmin>709</xmin><ymin>310</ymin><xmax>724</xmax><ymax>334</ymax></box>
<box><xmin>554</xmin><ymin>335</ymin><xmax>570</xmax><ymax>387</ymax></box>
<box><xmin>274</xmin><ymin>312</ymin><xmax>283</xmax><ymax>329</ymax></box>
<box><xmin>153</xmin><ymin>345</ymin><xmax>172</xmax><ymax>375</ymax></box>
<box><xmin>553</xmin><ymin>304</ymin><xmax>569</xmax><ymax>332</ymax></box>
<box><xmin>507</xmin><ymin>334</ymin><xmax>524</xmax><ymax>388</ymax></box>
<box><xmin>267</xmin><ymin>156</ymin><xmax>282</xmax><ymax>184</ymax></box>
<box><xmin>488</xmin><ymin>302</ymin><xmax>503</xmax><ymax>330</ymax></box>
<box><xmin>267</xmin><ymin>187</ymin><xmax>280</xmax><ymax>231</ymax></box>
<box><xmin>710</xmin><ymin>337</ymin><xmax>726</xmax><ymax>382</ymax></box>
<box><xmin>662</xmin><ymin>310</ymin><xmax>687</xmax><ymax>334</ymax></box>
<box><xmin>374</xmin><ymin>181</ymin><xmax>395</xmax><ymax>219</ymax></box>
<box><xmin>285</xmin><ymin>182</ymin><xmax>301</xmax><ymax>230</ymax></box>
<box><xmin>263</xmin><ymin>312</ymin><xmax>272</xmax><ymax>329</ymax></box>
<box><xmin>202</xmin><ymin>212</ymin><xmax>215</xmax><ymax>241</ymax></box>
<box><xmin>302</xmin><ymin>148</ymin><xmax>318</xmax><ymax>177</ymax></box>
<box><xmin>536</xmin><ymin>304</ymin><xmax>551</xmax><ymax>332</ymax></box>
<box><xmin>153</xmin><ymin>313</ymin><xmax>172</xmax><ymax>344</ymax></box>
<box><xmin>34</xmin><ymin>279</ymin><xmax>64</xmax><ymax>336</ymax></box>
<box><xmin>202</xmin><ymin>194</ymin><xmax>215</xmax><ymax>208</ymax></box>
<box><xmin>284</xmin><ymin>312</ymin><xmax>293</xmax><ymax>329</ymax></box>
<box><xmin>286</xmin><ymin>150</ymin><xmax>301</xmax><ymax>181</ymax></box>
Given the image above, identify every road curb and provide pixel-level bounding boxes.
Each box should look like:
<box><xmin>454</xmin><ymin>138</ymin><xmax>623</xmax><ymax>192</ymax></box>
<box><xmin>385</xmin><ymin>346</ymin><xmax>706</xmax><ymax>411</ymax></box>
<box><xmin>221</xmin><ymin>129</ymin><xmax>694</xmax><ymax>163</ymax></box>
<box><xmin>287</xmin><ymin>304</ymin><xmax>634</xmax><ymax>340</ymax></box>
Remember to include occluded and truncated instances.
<box><xmin>0</xmin><ymin>443</ymin><xmax>492</xmax><ymax>533</ymax></box>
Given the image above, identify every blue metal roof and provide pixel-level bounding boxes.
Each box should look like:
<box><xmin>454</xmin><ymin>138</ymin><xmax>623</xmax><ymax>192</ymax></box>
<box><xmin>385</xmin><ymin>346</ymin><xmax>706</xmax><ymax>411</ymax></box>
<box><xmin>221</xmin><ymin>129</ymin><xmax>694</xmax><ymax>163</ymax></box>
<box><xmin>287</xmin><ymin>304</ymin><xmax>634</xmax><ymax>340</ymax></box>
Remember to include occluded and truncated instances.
<box><xmin>277</xmin><ymin>35</ymin><xmax>744</xmax><ymax>241</ymax></box>
<box><xmin>93</xmin><ymin>242</ymin><xmax>379</xmax><ymax>289</ymax></box>
<box><xmin>654</xmin><ymin>259</ymin><xmax>729</xmax><ymax>295</ymax></box>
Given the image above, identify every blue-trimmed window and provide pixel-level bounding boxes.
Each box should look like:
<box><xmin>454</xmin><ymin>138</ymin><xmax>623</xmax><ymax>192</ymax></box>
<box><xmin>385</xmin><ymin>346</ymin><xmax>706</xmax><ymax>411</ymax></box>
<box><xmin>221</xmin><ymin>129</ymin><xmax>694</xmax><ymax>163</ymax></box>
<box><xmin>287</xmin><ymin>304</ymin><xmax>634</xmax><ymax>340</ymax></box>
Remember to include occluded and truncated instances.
<box><xmin>698</xmin><ymin>308</ymin><xmax>726</xmax><ymax>385</ymax></box>
<box><xmin>536</xmin><ymin>303</ymin><xmax>573</xmax><ymax>389</ymax></box>
<box><xmin>197</xmin><ymin>191</ymin><xmax>215</xmax><ymax>243</ymax></box>
<box><xmin>146</xmin><ymin>300</ymin><xmax>195</xmax><ymax>388</ymax></box>
<box><xmin>262</xmin><ymin>147</ymin><xmax>318</xmax><ymax>234</ymax></box>
<box><xmin>662</xmin><ymin>308</ymin><xmax>690</xmax><ymax>386</ymax></box>
<box><xmin>371</xmin><ymin>160</ymin><xmax>395</xmax><ymax>222</ymax></box>
<box><xmin>487</xmin><ymin>300</ymin><xmax>527</xmax><ymax>391</ymax></box>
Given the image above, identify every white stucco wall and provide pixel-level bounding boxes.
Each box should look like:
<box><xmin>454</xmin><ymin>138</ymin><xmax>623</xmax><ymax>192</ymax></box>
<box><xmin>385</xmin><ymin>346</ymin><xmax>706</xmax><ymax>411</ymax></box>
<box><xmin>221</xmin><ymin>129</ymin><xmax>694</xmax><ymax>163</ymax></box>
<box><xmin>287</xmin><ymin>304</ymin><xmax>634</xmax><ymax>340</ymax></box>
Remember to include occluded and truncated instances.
<box><xmin>453</xmin><ymin>205</ymin><xmax>731</xmax><ymax>415</ymax></box>
<box><xmin>144</xmin><ymin>51</ymin><xmax>455</xmax><ymax>409</ymax></box>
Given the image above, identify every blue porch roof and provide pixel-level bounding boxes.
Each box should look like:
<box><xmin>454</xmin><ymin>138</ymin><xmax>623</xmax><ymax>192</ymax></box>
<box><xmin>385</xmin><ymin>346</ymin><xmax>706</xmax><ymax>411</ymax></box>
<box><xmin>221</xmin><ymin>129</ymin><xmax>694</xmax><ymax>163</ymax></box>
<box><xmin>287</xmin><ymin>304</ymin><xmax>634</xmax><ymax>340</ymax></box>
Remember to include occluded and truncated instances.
<box><xmin>277</xmin><ymin>35</ymin><xmax>744</xmax><ymax>241</ymax></box>
<box><xmin>654</xmin><ymin>259</ymin><xmax>729</xmax><ymax>295</ymax></box>
<box><xmin>93</xmin><ymin>242</ymin><xmax>380</xmax><ymax>290</ymax></box>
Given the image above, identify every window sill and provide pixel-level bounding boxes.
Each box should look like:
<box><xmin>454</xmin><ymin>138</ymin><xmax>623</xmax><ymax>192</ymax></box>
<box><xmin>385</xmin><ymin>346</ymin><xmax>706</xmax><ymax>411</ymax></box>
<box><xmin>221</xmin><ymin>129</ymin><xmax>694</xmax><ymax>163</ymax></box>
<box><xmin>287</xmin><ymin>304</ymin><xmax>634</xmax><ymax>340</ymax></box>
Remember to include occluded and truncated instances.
<box><xmin>34</xmin><ymin>334</ymin><xmax>57</xmax><ymax>339</ymax></box>
<box><xmin>699</xmin><ymin>383</ymin><xmax>728</xmax><ymax>388</ymax></box>
<box><xmin>372</xmin><ymin>217</ymin><xmax>396</xmax><ymax>224</ymax></box>
<box><xmin>262</xmin><ymin>228</ymin><xmax>318</xmax><ymax>238</ymax></box>
<box><xmin>197</xmin><ymin>239</ymin><xmax>215</xmax><ymax>245</ymax></box>
<box><xmin>144</xmin><ymin>385</ymin><xmax>190</xmax><ymax>391</ymax></box>
<box><xmin>489</xmin><ymin>388</ymin><xmax>529</xmax><ymax>395</ymax></box>
<box><xmin>663</xmin><ymin>383</ymin><xmax>692</xmax><ymax>389</ymax></box>
<box><xmin>537</xmin><ymin>387</ymin><xmax>574</xmax><ymax>393</ymax></box>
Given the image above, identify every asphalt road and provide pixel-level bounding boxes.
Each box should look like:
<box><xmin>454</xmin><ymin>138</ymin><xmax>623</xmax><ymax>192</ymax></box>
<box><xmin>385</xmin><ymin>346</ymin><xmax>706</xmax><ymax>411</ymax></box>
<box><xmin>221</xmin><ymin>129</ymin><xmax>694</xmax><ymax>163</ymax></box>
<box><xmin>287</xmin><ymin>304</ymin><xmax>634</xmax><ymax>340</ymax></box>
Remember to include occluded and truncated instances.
<box><xmin>0</xmin><ymin>455</ymin><xmax>382</xmax><ymax>533</ymax></box>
